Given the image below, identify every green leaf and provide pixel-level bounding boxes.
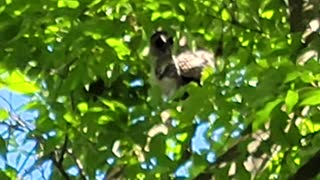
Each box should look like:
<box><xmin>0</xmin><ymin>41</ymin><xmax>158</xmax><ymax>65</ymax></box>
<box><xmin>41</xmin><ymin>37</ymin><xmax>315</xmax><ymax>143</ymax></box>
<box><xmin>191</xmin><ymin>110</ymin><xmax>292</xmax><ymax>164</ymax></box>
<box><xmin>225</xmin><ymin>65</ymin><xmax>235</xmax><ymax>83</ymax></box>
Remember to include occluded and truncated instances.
<box><xmin>0</xmin><ymin>109</ymin><xmax>9</xmax><ymax>121</ymax></box>
<box><xmin>260</xmin><ymin>10</ymin><xmax>274</xmax><ymax>19</ymax></box>
<box><xmin>284</xmin><ymin>71</ymin><xmax>301</xmax><ymax>83</ymax></box>
<box><xmin>178</xmin><ymin>2</ymin><xmax>186</xmax><ymax>12</ymax></box>
<box><xmin>299</xmin><ymin>88</ymin><xmax>320</xmax><ymax>106</ymax></box>
<box><xmin>285</xmin><ymin>90</ymin><xmax>299</xmax><ymax>112</ymax></box>
<box><xmin>148</xmin><ymin>135</ymin><xmax>167</xmax><ymax>163</ymax></box>
<box><xmin>0</xmin><ymin>137</ymin><xmax>7</xmax><ymax>154</ymax></box>
<box><xmin>100</xmin><ymin>99</ymin><xmax>127</xmax><ymax>112</ymax></box>
<box><xmin>270</xmin><ymin>109</ymin><xmax>289</xmax><ymax>147</ymax></box>
<box><xmin>57</xmin><ymin>0</ymin><xmax>79</xmax><ymax>9</ymax></box>
<box><xmin>36</xmin><ymin>118</ymin><xmax>56</xmax><ymax>132</ymax></box>
<box><xmin>300</xmin><ymin>70</ymin><xmax>314</xmax><ymax>83</ymax></box>
<box><xmin>63</xmin><ymin>112</ymin><xmax>79</xmax><ymax>126</ymax></box>
<box><xmin>253</xmin><ymin>98</ymin><xmax>283</xmax><ymax>130</ymax></box>
<box><xmin>66</xmin><ymin>0</ymin><xmax>79</xmax><ymax>8</ymax></box>
<box><xmin>6</xmin><ymin>70</ymin><xmax>39</xmax><ymax>93</ymax></box>
<box><xmin>235</xmin><ymin>163</ymin><xmax>251</xmax><ymax>179</ymax></box>
<box><xmin>221</xmin><ymin>9</ymin><xmax>231</xmax><ymax>21</ymax></box>
<box><xmin>77</xmin><ymin>102</ymin><xmax>88</xmax><ymax>113</ymax></box>
<box><xmin>148</xmin><ymin>85</ymin><xmax>162</xmax><ymax>108</ymax></box>
<box><xmin>201</xmin><ymin>66</ymin><xmax>214</xmax><ymax>83</ymax></box>
<box><xmin>3</xmin><ymin>165</ymin><xmax>17</xmax><ymax>179</ymax></box>
<box><xmin>0</xmin><ymin>171</ymin><xmax>10</xmax><ymax>180</ymax></box>
<box><xmin>8</xmin><ymin>82</ymin><xmax>39</xmax><ymax>94</ymax></box>
<box><xmin>105</xmin><ymin>38</ymin><xmax>130</xmax><ymax>59</ymax></box>
<box><xmin>176</xmin><ymin>132</ymin><xmax>188</xmax><ymax>142</ymax></box>
<box><xmin>190</xmin><ymin>154</ymin><xmax>207</xmax><ymax>178</ymax></box>
<box><xmin>97</xmin><ymin>111</ymin><xmax>116</xmax><ymax>124</ymax></box>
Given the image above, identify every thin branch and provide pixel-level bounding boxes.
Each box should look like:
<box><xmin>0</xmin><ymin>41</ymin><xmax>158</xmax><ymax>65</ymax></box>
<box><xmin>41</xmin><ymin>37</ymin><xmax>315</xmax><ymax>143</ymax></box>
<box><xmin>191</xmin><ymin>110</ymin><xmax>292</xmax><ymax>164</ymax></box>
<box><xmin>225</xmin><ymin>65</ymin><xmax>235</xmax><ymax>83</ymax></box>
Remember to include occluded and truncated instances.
<box><xmin>20</xmin><ymin>152</ymin><xmax>52</xmax><ymax>178</ymax></box>
<box><xmin>0</xmin><ymin>95</ymin><xmax>14</xmax><ymax>111</ymax></box>
<box><xmin>59</xmin><ymin>135</ymin><xmax>69</xmax><ymax>164</ymax></box>
<box><xmin>105</xmin><ymin>165</ymin><xmax>125</xmax><ymax>180</ymax></box>
<box><xmin>0</xmin><ymin>95</ymin><xmax>34</xmax><ymax>131</ymax></box>
<box><xmin>66</xmin><ymin>148</ymin><xmax>87</xmax><ymax>180</ymax></box>
<box><xmin>67</xmin><ymin>86</ymin><xmax>87</xmax><ymax>180</ymax></box>
<box><xmin>17</xmin><ymin>141</ymin><xmax>39</xmax><ymax>173</ymax></box>
<box><xmin>51</xmin><ymin>152</ymin><xmax>71</xmax><ymax>180</ymax></box>
<box><xmin>9</xmin><ymin>112</ymin><xmax>34</xmax><ymax>131</ymax></box>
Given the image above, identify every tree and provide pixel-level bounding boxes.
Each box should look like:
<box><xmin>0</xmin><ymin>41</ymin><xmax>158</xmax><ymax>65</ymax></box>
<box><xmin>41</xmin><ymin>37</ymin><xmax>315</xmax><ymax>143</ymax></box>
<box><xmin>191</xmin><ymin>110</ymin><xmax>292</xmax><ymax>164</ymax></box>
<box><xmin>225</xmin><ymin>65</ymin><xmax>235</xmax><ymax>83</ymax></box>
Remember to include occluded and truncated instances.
<box><xmin>0</xmin><ymin>0</ymin><xmax>320</xmax><ymax>179</ymax></box>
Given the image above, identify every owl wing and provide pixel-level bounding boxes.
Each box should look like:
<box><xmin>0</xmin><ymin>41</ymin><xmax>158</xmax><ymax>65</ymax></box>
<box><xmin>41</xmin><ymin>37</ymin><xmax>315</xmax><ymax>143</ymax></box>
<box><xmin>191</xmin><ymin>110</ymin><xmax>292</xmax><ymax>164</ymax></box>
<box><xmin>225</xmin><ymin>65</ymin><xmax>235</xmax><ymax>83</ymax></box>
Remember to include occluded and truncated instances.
<box><xmin>175</xmin><ymin>50</ymin><xmax>214</xmax><ymax>82</ymax></box>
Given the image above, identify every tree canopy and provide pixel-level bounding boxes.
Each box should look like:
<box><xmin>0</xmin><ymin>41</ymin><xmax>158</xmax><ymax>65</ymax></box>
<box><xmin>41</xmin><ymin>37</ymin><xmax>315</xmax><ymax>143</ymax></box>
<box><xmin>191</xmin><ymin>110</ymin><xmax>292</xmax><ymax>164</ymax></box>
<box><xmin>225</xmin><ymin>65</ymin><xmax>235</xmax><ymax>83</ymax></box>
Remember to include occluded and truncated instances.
<box><xmin>0</xmin><ymin>0</ymin><xmax>320</xmax><ymax>179</ymax></box>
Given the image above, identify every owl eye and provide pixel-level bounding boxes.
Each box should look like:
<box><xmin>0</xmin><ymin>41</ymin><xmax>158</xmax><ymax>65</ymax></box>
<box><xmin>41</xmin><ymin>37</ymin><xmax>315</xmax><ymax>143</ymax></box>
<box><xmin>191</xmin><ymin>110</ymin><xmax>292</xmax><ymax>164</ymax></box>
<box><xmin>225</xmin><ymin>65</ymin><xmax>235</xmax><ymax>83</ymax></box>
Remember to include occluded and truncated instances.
<box><xmin>155</xmin><ymin>38</ymin><xmax>165</xmax><ymax>48</ymax></box>
<box><xmin>167</xmin><ymin>37</ymin><xmax>173</xmax><ymax>45</ymax></box>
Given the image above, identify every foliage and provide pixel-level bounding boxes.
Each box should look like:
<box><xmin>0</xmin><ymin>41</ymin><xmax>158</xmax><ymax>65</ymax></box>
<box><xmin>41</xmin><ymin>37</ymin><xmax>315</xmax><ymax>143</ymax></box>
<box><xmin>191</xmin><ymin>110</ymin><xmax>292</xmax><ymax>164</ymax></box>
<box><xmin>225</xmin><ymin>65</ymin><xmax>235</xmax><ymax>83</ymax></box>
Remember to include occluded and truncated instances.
<box><xmin>0</xmin><ymin>0</ymin><xmax>320</xmax><ymax>179</ymax></box>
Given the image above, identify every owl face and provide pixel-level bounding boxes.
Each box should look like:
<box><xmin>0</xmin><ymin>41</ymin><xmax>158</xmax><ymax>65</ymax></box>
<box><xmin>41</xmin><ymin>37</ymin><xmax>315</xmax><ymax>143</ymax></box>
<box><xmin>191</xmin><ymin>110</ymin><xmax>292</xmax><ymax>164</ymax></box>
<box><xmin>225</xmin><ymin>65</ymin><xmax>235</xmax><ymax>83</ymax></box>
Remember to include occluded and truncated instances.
<box><xmin>149</xmin><ymin>31</ymin><xmax>173</xmax><ymax>58</ymax></box>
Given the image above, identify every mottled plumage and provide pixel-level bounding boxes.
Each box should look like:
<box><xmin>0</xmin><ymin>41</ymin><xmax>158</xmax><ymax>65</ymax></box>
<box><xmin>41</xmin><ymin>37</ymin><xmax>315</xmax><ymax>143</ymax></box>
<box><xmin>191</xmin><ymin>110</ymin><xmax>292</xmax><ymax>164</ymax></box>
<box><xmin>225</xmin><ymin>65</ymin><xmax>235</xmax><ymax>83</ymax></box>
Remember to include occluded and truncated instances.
<box><xmin>149</xmin><ymin>31</ymin><xmax>214</xmax><ymax>97</ymax></box>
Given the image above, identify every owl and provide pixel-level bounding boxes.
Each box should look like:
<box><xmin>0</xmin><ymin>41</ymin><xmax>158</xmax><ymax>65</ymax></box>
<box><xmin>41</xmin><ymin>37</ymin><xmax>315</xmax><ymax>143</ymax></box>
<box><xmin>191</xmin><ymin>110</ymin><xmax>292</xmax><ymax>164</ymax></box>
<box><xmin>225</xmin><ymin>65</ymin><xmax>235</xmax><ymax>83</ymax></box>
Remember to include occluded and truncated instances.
<box><xmin>149</xmin><ymin>31</ymin><xmax>215</xmax><ymax>97</ymax></box>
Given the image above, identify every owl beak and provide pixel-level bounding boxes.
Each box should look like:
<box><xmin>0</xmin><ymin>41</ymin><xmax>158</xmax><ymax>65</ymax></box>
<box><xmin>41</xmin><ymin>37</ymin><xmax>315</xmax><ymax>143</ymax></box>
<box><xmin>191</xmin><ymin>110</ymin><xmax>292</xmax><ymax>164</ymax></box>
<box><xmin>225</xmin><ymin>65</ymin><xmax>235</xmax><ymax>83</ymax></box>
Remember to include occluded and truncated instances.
<box><xmin>159</xmin><ymin>34</ymin><xmax>168</xmax><ymax>43</ymax></box>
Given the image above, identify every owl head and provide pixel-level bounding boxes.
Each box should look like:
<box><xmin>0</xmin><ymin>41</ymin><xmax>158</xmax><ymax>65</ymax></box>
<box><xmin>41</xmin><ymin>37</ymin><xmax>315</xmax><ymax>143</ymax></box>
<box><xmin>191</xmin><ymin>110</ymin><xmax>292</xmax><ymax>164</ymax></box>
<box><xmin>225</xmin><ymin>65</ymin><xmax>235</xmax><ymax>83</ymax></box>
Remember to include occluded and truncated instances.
<box><xmin>149</xmin><ymin>31</ymin><xmax>173</xmax><ymax>58</ymax></box>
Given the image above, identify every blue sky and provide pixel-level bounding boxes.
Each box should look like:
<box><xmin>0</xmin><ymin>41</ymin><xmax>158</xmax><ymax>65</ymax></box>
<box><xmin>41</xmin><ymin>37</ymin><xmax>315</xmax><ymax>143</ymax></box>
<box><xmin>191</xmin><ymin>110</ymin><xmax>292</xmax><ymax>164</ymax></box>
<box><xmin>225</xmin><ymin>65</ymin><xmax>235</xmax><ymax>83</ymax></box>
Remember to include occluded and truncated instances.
<box><xmin>0</xmin><ymin>89</ymin><xmax>51</xmax><ymax>179</ymax></box>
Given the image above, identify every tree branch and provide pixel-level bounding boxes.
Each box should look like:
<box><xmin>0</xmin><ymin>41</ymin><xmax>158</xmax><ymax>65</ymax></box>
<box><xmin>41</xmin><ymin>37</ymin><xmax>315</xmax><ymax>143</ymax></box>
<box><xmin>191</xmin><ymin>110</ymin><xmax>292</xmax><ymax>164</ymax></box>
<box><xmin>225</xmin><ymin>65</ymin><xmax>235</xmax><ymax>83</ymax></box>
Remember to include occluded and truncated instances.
<box><xmin>66</xmin><ymin>148</ymin><xmax>87</xmax><ymax>180</ymax></box>
<box><xmin>51</xmin><ymin>135</ymin><xmax>72</xmax><ymax>180</ymax></box>
<box><xmin>290</xmin><ymin>149</ymin><xmax>320</xmax><ymax>180</ymax></box>
<box><xmin>288</xmin><ymin>0</ymin><xmax>305</xmax><ymax>32</ymax></box>
<box><xmin>59</xmin><ymin>135</ymin><xmax>69</xmax><ymax>164</ymax></box>
<box><xmin>51</xmin><ymin>152</ymin><xmax>71</xmax><ymax>180</ymax></box>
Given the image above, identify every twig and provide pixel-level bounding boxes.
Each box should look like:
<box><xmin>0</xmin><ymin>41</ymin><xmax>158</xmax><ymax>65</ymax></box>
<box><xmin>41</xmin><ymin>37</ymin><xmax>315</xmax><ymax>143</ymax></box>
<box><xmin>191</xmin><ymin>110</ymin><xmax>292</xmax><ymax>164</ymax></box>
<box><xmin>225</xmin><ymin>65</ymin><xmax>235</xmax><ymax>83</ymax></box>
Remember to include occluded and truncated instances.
<box><xmin>66</xmin><ymin>148</ymin><xmax>87</xmax><ymax>180</ymax></box>
<box><xmin>105</xmin><ymin>165</ymin><xmax>125</xmax><ymax>180</ymax></box>
<box><xmin>0</xmin><ymin>95</ymin><xmax>14</xmax><ymax>111</ymax></box>
<box><xmin>0</xmin><ymin>95</ymin><xmax>34</xmax><ymax>131</ymax></box>
<box><xmin>9</xmin><ymin>112</ymin><xmax>34</xmax><ymax>131</ymax></box>
<box><xmin>59</xmin><ymin>135</ymin><xmax>69</xmax><ymax>164</ymax></box>
<box><xmin>17</xmin><ymin>141</ymin><xmax>39</xmax><ymax>173</ymax></box>
<box><xmin>51</xmin><ymin>152</ymin><xmax>71</xmax><ymax>180</ymax></box>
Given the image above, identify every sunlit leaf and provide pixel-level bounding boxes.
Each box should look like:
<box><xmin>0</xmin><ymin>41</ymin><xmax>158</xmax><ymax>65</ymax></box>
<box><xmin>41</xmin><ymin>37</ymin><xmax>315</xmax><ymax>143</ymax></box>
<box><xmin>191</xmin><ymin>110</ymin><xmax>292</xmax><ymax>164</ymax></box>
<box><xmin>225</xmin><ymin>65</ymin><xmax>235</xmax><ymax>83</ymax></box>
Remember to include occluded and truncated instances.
<box><xmin>284</xmin><ymin>71</ymin><xmax>301</xmax><ymax>83</ymax></box>
<box><xmin>0</xmin><ymin>171</ymin><xmax>10</xmax><ymax>180</ymax></box>
<box><xmin>253</xmin><ymin>98</ymin><xmax>283</xmax><ymax>130</ymax></box>
<box><xmin>63</xmin><ymin>112</ymin><xmax>79</xmax><ymax>126</ymax></box>
<box><xmin>100</xmin><ymin>99</ymin><xmax>127</xmax><ymax>112</ymax></box>
<box><xmin>57</xmin><ymin>0</ymin><xmax>79</xmax><ymax>9</ymax></box>
<box><xmin>285</xmin><ymin>90</ymin><xmax>298</xmax><ymax>112</ymax></box>
<box><xmin>300</xmin><ymin>70</ymin><xmax>314</xmax><ymax>83</ymax></box>
<box><xmin>105</xmin><ymin>38</ymin><xmax>130</xmax><ymax>59</ymax></box>
<box><xmin>6</xmin><ymin>70</ymin><xmax>39</xmax><ymax>93</ymax></box>
<box><xmin>176</xmin><ymin>132</ymin><xmax>188</xmax><ymax>142</ymax></box>
<box><xmin>97</xmin><ymin>114</ymin><xmax>113</xmax><ymax>124</ymax></box>
<box><xmin>261</xmin><ymin>10</ymin><xmax>274</xmax><ymax>19</ymax></box>
<box><xmin>178</xmin><ymin>2</ymin><xmax>186</xmax><ymax>12</ymax></box>
<box><xmin>221</xmin><ymin>9</ymin><xmax>231</xmax><ymax>21</ymax></box>
<box><xmin>190</xmin><ymin>154</ymin><xmax>207</xmax><ymax>178</ymax></box>
<box><xmin>0</xmin><ymin>109</ymin><xmax>9</xmax><ymax>121</ymax></box>
<box><xmin>299</xmin><ymin>88</ymin><xmax>320</xmax><ymax>106</ymax></box>
<box><xmin>77</xmin><ymin>102</ymin><xmax>88</xmax><ymax>113</ymax></box>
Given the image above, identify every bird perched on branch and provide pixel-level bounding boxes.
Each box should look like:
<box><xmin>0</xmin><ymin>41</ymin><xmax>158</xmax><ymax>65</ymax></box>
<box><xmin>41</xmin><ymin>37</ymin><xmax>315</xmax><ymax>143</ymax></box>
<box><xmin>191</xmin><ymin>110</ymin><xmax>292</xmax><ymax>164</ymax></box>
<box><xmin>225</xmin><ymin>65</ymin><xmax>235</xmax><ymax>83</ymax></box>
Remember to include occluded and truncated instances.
<box><xmin>149</xmin><ymin>31</ymin><xmax>215</xmax><ymax>97</ymax></box>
